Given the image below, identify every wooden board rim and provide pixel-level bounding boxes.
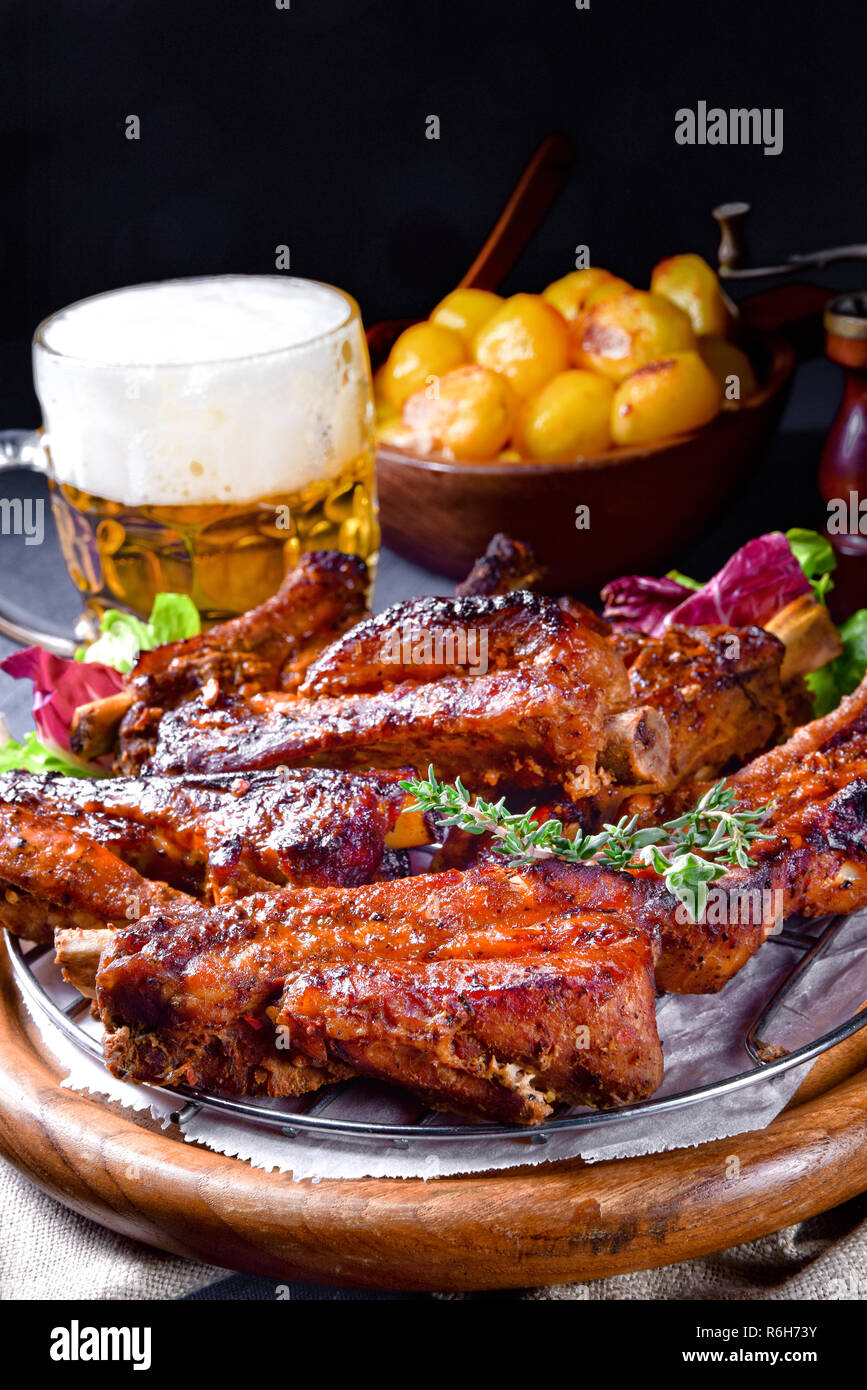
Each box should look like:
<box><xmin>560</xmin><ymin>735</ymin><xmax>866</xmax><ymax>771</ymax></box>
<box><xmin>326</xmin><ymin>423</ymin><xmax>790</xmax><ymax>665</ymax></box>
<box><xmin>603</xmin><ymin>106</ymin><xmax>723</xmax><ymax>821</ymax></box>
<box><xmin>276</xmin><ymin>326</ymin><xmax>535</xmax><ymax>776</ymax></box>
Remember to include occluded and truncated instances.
<box><xmin>1</xmin><ymin>942</ymin><xmax>866</xmax><ymax>1292</ymax></box>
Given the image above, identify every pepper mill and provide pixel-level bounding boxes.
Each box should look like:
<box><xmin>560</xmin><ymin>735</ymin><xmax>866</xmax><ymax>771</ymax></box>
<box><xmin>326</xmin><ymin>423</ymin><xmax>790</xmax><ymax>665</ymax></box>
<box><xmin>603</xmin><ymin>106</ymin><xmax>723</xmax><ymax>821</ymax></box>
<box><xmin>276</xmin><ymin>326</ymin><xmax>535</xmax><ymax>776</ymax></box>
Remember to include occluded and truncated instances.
<box><xmin>819</xmin><ymin>293</ymin><xmax>867</xmax><ymax>619</ymax></box>
<box><xmin>712</xmin><ymin>205</ymin><xmax>867</xmax><ymax>617</ymax></box>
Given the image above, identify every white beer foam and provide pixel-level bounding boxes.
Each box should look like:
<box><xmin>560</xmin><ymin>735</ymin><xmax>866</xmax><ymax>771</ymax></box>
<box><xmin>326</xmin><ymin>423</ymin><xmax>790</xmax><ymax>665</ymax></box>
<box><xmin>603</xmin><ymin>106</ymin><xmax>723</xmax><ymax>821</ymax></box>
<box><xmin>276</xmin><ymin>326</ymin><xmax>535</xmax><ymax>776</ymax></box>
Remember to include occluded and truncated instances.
<box><xmin>34</xmin><ymin>276</ymin><xmax>372</xmax><ymax>507</ymax></box>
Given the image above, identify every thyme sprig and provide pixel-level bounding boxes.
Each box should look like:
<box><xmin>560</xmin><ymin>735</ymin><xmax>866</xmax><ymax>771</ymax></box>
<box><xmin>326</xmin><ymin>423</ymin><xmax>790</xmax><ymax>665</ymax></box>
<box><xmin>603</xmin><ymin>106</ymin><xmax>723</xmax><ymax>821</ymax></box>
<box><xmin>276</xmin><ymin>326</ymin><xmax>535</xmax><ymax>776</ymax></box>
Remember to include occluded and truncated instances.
<box><xmin>401</xmin><ymin>767</ymin><xmax>774</xmax><ymax>921</ymax></box>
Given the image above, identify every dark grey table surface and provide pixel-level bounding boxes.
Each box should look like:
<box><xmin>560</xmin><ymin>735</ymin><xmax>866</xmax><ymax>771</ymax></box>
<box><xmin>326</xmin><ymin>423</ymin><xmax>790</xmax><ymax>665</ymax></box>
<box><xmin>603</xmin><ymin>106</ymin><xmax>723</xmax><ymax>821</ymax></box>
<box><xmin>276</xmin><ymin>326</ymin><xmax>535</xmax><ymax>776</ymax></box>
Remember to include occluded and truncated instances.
<box><xmin>0</xmin><ymin>357</ymin><xmax>845</xmax><ymax>1299</ymax></box>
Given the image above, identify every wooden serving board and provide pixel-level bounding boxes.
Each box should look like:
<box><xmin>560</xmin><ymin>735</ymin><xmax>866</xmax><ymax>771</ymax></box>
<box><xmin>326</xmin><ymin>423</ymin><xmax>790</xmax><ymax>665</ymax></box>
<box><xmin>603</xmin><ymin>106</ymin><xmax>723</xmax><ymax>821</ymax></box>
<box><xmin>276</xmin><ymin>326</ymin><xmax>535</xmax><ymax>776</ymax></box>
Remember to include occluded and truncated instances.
<box><xmin>1</xmin><ymin>943</ymin><xmax>866</xmax><ymax>1293</ymax></box>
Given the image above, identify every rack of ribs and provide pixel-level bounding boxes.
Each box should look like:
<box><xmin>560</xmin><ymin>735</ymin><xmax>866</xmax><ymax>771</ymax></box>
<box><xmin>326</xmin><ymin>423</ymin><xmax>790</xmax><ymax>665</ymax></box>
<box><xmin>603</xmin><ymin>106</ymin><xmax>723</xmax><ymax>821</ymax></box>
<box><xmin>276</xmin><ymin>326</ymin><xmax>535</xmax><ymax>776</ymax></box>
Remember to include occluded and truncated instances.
<box><xmin>133</xmin><ymin>604</ymin><xmax>807</xmax><ymax>822</ymax></box>
<box><xmin>52</xmin><ymin>676</ymin><xmax>867</xmax><ymax>1118</ymax></box>
<box><xmin>0</xmin><ymin>766</ymin><xmax>429</xmax><ymax>943</ymax></box>
<box><xmin>96</xmin><ymin>860</ymin><xmax>663</xmax><ymax>1124</ymax></box>
<box><xmin>72</xmin><ymin>550</ymin><xmax>370</xmax><ymax>762</ymax></box>
<box><xmin>645</xmin><ymin>667</ymin><xmax>867</xmax><ymax>923</ymax></box>
<box><xmin>601</xmin><ymin>670</ymin><xmax>867</xmax><ymax>992</ymax></box>
<box><xmin>424</xmin><ymin>673</ymin><xmax>867</xmax><ymax>994</ymax></box>
<box><xmin>133</xmin><ymin>591</ymin><xmax>664</xmax><ymax>796</ymax></box>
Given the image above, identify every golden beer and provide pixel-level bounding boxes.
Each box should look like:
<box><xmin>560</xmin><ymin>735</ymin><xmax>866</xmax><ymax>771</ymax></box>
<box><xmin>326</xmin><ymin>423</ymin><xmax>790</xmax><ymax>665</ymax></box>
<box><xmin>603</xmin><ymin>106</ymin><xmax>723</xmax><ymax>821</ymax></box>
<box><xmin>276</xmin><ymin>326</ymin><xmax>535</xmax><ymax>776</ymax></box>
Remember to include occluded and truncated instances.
<box><xmin>50</xmin><ymin>448</ymin><xmax>378</xmax><ymax>631</ymax></box>
<box><xmin>33</xmin><ymin>276</ymin><xmax>378</xmax><ymax>638</ymax></box>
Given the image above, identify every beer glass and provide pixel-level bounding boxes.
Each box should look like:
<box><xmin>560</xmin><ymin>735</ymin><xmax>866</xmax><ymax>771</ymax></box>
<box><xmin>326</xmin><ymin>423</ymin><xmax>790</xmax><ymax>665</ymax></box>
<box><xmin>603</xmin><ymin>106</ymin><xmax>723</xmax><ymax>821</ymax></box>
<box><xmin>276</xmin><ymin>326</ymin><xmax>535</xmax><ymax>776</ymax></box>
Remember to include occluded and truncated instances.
<box><xmin>0</xmin><ymin>275</ymin><xmax>378</xmax><ymax>649</ymax></box>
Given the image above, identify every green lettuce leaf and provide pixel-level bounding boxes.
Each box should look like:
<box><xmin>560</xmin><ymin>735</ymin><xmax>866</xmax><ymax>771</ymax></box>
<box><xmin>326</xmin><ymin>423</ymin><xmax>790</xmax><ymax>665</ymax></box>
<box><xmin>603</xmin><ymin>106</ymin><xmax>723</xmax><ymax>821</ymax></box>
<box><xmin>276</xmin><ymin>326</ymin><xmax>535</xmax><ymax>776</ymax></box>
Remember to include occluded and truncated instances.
<box><xmin>78</xmin><ymin>593</ymin><xmax>202</xmax><ymax>674</ymax></box>
<box><xmin>148</xmin><ymin>592</ymin><xmax>201</xmax><ymax>645</ymax></box>
<box><xmin>807</xmin><ymin>608</ymin><xmax>867</xmax><ymax>717</ymax></box>
<box><xmin>665</xmin><ymin>569</ymin><xmax>703</xmax><ymax>591</ymax></box>
<box><xmin>0</xmin><ymin>730</ymin><xmax>98</xmax><ymax>777</ymax></box>
<box><xmin>785</xmin><ymin>527</ymin><xmax>836</xmax><ymax>603</ymax></box>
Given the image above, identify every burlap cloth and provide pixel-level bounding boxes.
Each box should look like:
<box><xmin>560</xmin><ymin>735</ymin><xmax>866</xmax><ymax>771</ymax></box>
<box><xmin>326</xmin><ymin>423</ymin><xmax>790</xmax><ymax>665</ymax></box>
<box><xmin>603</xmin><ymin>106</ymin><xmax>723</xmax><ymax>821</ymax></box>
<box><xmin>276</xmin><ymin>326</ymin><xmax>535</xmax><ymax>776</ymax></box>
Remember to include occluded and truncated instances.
<box><xmin>2</xmin><ymin>1157</ymin><xmax>865</xmax><ymax>1301</ymax></box>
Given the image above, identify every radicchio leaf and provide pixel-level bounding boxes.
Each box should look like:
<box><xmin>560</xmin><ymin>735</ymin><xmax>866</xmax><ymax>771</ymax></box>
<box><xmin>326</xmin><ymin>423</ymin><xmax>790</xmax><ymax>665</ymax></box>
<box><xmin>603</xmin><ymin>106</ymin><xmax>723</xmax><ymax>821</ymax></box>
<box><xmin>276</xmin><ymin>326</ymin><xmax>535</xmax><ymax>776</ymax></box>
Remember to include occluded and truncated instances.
<box><xmin>599</xmin><ymin>574</ymin><xmax>694</xmax><ymax>636</ymax></box>
<box><xmin>663</xmin><ymin>533</ymin><xmax>810</xmax><ymax>628</ymax></box>
<box><xmin>601</xmin><ymin>532</ymin><xmax>811</xmax><ymax>635</ymax></box>
<box><xmin>0</xmin><ymin>647</ymin><xmax>123</xmax><ymax>753</ymax></box>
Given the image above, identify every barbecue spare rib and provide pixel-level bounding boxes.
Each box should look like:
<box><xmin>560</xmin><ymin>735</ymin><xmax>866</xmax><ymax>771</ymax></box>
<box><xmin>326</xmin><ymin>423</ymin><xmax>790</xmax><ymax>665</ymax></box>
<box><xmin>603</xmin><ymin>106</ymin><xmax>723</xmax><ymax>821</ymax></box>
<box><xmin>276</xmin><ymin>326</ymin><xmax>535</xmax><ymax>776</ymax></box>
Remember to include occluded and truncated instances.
<box><xmin>72</xmin><ymin>549</ymin><xmax>370</xmax><ymax>762</ymax></box>
<box><xmin>117</xmin><ymin>589</ymin><xmax>810</xmax><ymax>804</ymax></box>
<box><xmin>486</xmin><ymin>670</ymin><xmax>867</xmax><ymax>994</ymax></box>
<box><xmin>2</xmin><ymin>532</ymin><xmax>861</xmax><ymax>1128</ymax></box>
<box><xmin>455</xmin><ymin>532</ymin><xmax>544</xmax><ymax>597</ymax></box>
<box><xmin>90</xmin><ymin>651</ymin><xmax>867</xmax><ymax>1117</ymax></box>
<box><xmin>34</xmin><ymin>672</ymin><xmax>867</xmax><ymax>1120</ymax></box>
<box><xmin>0</xmin><ymin>767</ymin><xmax>429</xmax><ymax>943</ymax></box>
<box><xmin>130</xmin><ymin>591</ymin><xmax>663</xmax><ymax>797</ymax></box>
<box><xmin>96</xmin><ymin>859</ymin><xmax>663</xmax><ymax>1124</ymax></box>
<box><xmin>404</xmin><ymin>670</ymin><xmax>867</xmax><ymax>993</ymax></box>
<box><xmin>53</xmin><ymin>670</ymin><xmax>867</xmax><ymax>1023</ymax></box>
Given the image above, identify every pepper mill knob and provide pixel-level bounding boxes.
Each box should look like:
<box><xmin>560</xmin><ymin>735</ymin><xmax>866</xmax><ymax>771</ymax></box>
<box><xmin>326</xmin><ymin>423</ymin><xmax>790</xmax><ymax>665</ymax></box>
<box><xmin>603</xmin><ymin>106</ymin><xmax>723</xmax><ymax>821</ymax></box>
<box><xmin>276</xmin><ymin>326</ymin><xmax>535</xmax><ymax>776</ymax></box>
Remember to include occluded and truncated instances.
<box><xmin>712</xmin><ymin>201</ymin><xmax>751</xmax><ymax>272</ymax></box>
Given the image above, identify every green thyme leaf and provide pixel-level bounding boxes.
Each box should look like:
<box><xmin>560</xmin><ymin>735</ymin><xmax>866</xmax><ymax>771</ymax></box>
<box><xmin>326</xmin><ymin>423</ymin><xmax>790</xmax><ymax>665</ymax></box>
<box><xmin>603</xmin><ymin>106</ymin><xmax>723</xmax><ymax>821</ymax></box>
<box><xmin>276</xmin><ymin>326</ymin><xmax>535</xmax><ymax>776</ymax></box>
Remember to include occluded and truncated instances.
<box><xmin>401</xmin><ymin>771</ymin><xmax>774</xmax><ymax>923</ymax></box>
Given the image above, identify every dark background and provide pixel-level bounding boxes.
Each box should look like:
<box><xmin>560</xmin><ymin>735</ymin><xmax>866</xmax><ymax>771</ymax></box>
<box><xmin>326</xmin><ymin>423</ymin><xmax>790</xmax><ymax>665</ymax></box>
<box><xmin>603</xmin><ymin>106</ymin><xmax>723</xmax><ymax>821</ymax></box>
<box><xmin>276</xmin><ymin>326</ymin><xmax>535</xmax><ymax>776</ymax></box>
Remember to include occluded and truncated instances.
<box><xmin>2</xmin><ymin>0</ymin><xmax>865</xmax><ymax>427</ymax></box>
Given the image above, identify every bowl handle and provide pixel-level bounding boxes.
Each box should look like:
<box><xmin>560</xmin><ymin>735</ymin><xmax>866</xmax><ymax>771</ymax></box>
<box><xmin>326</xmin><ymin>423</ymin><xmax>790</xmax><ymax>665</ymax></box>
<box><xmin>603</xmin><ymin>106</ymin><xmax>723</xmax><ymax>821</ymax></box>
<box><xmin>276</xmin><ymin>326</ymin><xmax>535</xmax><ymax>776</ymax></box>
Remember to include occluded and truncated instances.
<box><xmin>458</xmin><ymin>132</ymin><xmax>575</xmax><ymax>293</ymax></box>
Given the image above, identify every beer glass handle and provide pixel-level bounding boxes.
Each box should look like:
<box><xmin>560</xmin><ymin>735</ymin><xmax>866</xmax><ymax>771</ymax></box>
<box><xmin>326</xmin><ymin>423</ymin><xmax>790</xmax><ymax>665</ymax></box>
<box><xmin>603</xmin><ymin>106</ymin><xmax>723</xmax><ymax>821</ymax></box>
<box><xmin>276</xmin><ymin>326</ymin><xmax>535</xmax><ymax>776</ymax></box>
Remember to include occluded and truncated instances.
<box><xmin>0</xmin><ymin>429</ymin><xmax>77</xmax><ymax>656</ymax></box>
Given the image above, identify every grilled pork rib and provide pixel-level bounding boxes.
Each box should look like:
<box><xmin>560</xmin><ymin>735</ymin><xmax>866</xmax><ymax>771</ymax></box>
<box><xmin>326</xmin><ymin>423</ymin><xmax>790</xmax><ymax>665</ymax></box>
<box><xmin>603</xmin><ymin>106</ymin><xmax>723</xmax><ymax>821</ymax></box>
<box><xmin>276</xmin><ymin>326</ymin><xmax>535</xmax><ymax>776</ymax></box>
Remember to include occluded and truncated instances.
<box><xmin>0</xmin><ymin>802</ymin><xmax>187</xmax><ymax>945</ymax></box>
<box><xmin>138</xmin><ymin>592</ymin><xmax>639</xmax><ymax>796</ymax></box>
<box><xmin>622</xmin><ymin>624</ymin><xmax>806</xmax><ymax>790</ymax></box>
<box><xmin>597</xmin><ymin>670</ymin><xmax>867</xmax><ymax>991</ymax></box>
<box><xmin>61</xmin><ymin>674</ymin><xmax>867</xmax><ymax>1121</ymax></box>
<box><xmin>455</xmin><ymin>532</ymin><xmax>543</xmax><ymax>597</ymax></box>
<box><xmin>74</xmin><ymin>550</ymin><xmax>370</xmax><ymax>763</ymax></box>
<box><xmin>641</xmin><ymin>667</ymin><xmax>867</xmax><ymax>920</ymax></box>
<box><xmin>97</xmin><ymin>860</ymin><xmax>663</xmax><ymax>1123</ymax></box>
<box><xmin>426</xmin><ymin>674</ymin><xmax>867</xmax><ymax>993</ymax></box>
<box><xmin>139</xmin><ymin>609</ymin><xmax>799</xmax><ymax>811</ymax></box>
<box><xmin>0</xmin><ymin>767</ymin><xmax>427</xmax><ymax>941</ymax></box>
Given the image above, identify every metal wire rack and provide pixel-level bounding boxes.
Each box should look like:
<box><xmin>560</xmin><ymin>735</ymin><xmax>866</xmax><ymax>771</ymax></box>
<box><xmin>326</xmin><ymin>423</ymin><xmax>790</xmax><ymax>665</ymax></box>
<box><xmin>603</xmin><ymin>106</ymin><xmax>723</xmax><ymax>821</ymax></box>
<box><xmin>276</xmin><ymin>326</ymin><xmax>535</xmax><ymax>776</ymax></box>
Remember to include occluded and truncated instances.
<box><xmin>8</xmin><ymin>914</ymin><xmax>867</xmax><ymax>1148</ymax></box>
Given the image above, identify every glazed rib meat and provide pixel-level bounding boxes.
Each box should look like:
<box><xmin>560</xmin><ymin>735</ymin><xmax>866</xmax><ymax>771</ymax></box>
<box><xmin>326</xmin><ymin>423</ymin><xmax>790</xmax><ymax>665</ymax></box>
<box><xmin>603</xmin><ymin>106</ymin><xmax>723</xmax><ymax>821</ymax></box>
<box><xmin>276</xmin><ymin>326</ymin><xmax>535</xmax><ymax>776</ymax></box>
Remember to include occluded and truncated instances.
<box><xmin>128</xmin><ymin>550</ymin><xmax>370</xmax><ymax>701</ymax></box>
<box><xmin>455</xmin><ymin>532</ymin><xmax>543</xmax><ymax>597</ymax></box>
<box><xmin>429</xmin><ymin>673</ymin><xmax>867</xmax><ymax>994</ymax></box>
<box><xmin>74</xmin><ymin>550</ymin><xmax>370</xmax><ymax>762</ymax></box>
<box><xmin>97</xmin><ymin>860</ymin><xmax>663</xmax><ymax>1123</ymax></box>
<box><xmin>277</xmin><ymin>923</ymin><xmax>661</xmax><ymax>1123</ymax></box>
<box><xmin>47</xmin><ymin>674</ymin><xmax>867</xmax><ymax>1122</ymax></box>
<box><xmin>645</xmin><ymin>668</ymin><xmax>867</xmax><ymax>922</ymax></box>
<box><xmin>0</xmin><ymin>767</ymin><xmax>427</xmax><ymax>941</ymax></box>
<box><xmin>0</xmin><ymin>801</ymin><xmax>187</xmax><ymax>945</ymax></box>
<box><xmin>614</xmin><ymin>670</ymin><xmax>867</xmax><ymax>990</ymax></box>
<box><xmin>619</xmin><ymin>623</ymin><xmax>806</xmax><ymax>791</ymax></box>
<box><xmin>136</xmin><ymin>592</ymin><xmax>642</xmax><ymax>796</ymax></box>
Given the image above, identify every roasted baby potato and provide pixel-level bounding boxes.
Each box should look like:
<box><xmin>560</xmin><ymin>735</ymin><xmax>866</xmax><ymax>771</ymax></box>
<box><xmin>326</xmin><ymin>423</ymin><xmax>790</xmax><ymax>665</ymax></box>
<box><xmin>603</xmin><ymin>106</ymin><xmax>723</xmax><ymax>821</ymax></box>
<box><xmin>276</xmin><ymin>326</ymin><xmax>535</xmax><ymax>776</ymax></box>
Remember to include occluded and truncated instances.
<box><xmin>430</xmin><ymin>288</ymin><xmax>503</xmax><ymax>346</ymax></box>
<box><xmin>542</xmin><ymin>269</ymin><xmax>624</xmax><ymax>324</ymax></box>
<box><xmin>376</xmin><ymin>417</ymin><xmax>428</xmax><ymax>451</ymax></box>
<box><xmin>583</xmin><ymin>276</ymin><xmax>632</xmax><ymax>308</ymax></box>
<box><xmin>572</xmin><ymin>290</ymin><xmax>696</xmax><ymax>383</ymax></box>
<box><xmin>473</xmin><ymin>293</ymin><xmax>571</xmax><ymax>399</ymax></box>
<box><xmin>650</xmin><ymin>254</ymin><xmax>730</xmax><ymax>337</ymax></box>
<box><xmin>515</xmin><ymin>369</ymin><xmax>614</xmax><ymax>460</ymax></box>
<box><xmin>380</xmin><ymin>322</ymin><xmax>468</xmax><ymax>410</ymax></box>
<box><xmin>698</xmin><ymin>335</ymin><xmax>759</xmax><ymax>404</ymax></box>
<box><xmin>611</xmin><ymin>351</ymin><xmax>721</xmax><ymax>445</ymax></box>
<box><xmin>373</xmin><ymin>365</ymin><xmax>400</xmax><ymax>424</ymax></box>
<box><xmin>401</xmin><ymin>364</ymin><xmax>517</xmax><ymax>460</ymax></box>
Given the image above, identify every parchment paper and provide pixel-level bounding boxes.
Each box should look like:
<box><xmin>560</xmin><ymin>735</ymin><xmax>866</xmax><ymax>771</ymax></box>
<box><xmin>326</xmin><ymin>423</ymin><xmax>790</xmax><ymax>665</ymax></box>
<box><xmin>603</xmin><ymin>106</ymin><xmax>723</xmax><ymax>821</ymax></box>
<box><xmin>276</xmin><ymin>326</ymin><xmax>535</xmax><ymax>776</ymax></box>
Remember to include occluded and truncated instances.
<box><xmin>20</xmin><ymin>907</ymin><xmax>867</xmax><ymax>1182</ymax></box>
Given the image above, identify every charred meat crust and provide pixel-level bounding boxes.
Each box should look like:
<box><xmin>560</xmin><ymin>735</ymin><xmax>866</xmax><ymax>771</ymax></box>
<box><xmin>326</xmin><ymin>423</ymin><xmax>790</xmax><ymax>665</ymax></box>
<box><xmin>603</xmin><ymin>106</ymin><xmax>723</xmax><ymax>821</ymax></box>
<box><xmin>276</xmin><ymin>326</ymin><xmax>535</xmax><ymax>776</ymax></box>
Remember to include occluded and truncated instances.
<box><xmin>96</xmin><ymin>862</ymin><xmax>662</xmax><ymax>1121</ymax></box>
<box><xmin>140</xmin><ymin>592</ymin><xmax>632</xmax><ymax>794</ymax></box>
<box><xmin>0</xmin><ymin>766</ymin><xmax>426</xmax><ymax>939</ymax></box>
<box><xmin>110</xmin><ymin>550</ymin><xmax>370</xmax><ymax>768</ymax></box>
<box><xmin>624</xmin><ymin>624</ymin><xmax>802</xmax><ymax>787</ymax></box>
<box><xmin>454</xmin><ymin>533</ymin><xmax>544</xmax><ymax>598</ymax></box>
